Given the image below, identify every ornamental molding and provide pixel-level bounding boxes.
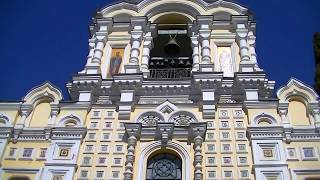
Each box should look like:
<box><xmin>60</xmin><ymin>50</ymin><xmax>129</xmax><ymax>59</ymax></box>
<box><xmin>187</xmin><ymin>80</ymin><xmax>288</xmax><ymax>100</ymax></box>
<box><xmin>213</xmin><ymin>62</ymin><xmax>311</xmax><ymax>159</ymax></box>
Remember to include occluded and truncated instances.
<box><xmin>277</xmin><ymin>78</ymin><xmax>319</xmax><ymax>103</ymax></box>
<box><xmin>9</xmin><ymin>126</ymin><xmax>87</xmax><ymax>142</ymax></box>
<box><xmin>51</xmin><ymin>127</ymin><xmax>87</xmax><ymax>140</ymax></box>
<box><xmin>251</xmin><ymin>113</ymin><xmax>279</xmax><ymax>126</ymax></box>
<box><xmin>0</xmin><ymin>126</ymin><xmax>13</xmax><ymax>139</ymax></box>
<box><xmin>99</xmin><ymin>0</ymin><xmax>248</xmax><ymax>20</ymax></box>
<box><xmin>137</xmin><ymin>141</ymin><xmax>191</xmax><ymax>180</ymax></box>
<box><xmin>23</xmin><ymin>81</ymin><xmax>63</xmax><ymax>105</ymax></box>
<box><xmin>135</xmin><ymin>102</ymin><xmax>200</xmax><ymax>127</ymax></box>
<box><xmin>247</xmin><ymin>126</ymin><xmax>320</xmax><ymax>142</ymax></box>
<box><xmin>57</xmin><ymin>114</ymin><xmax>83</xmax><ymax>127</ymax></box>
<box><xmin>0</xmin><ymin>113</ymin><xmax>11</xmax><ymax>125</ymax></box>
<box><xmin>125</xmin><ymin>122</ymin><xmax>207</xmax><ymax>144</ymax></box>
<box><xmin>0</xmin><ymin>102</ymin><xmax>21</xmax><ymax>110</ymax></box>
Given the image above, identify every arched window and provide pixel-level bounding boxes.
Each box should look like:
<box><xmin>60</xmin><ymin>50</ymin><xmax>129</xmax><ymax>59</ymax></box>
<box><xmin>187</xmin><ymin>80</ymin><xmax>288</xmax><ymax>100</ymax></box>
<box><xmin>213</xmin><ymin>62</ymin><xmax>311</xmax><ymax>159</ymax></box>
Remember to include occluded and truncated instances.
<box><xmin>137</xmin><ymin>111</ymin><xmax>165</xmax><ymax>126</ymax></box>
<box><xmin>0</xmin><ymin>114</ymin><xmax>9</xmax><ymax>126</ymax></box>
<box><xmin>252</xmin><ymin>113</ymin><xmax>277</xmax><ymax>126</ymax></box>
<box><xmin>146</xmin><ymin>153</ymin><xmax>182</xmax><ymax>180</ymax></box>
<box><xmin>58</xmin><ymin>114</ymin><xmax>81</xmax><ymax>127</ymax></box>
<box><xmin>168</xmin><ymin>111</ymin><xmax>197</xmax><ymax>126</ymax></box>
<box><xmin>64</xmin><ymin>120</ymin><xmax>77</xmax><ymax>127</ymax></box>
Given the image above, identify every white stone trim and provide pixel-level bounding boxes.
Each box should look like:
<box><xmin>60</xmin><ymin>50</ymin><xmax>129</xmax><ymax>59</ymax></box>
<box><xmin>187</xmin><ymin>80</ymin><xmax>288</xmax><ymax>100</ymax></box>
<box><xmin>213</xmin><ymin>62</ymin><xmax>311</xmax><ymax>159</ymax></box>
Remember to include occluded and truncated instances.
<box><xmin>41</xmin><ymin>166</ymin><xmax>75</xmax><ymax>180</ymax></box>
<box><xmin>252</xmin><ymin>113</ymin><xmax>278</xmax><ymax>126</ymax></box>
<box><xmin>137</xmin><ymin>141</ymin><xmax>191</xmax><ymax>180</ymax></box>
<box><xmin>290</xmin><ymin>168</ymin><xmax>320</xmax><ymax>180</ymax></box>
<box><xmin>254</xmin><ymin>166</ymin><xmax>289</xmax><ymax>180</ymax></box>
<box><xmin>0</xmin><ymin>167</ymin><xmax>42</xmax><ymax>180</ymax></box>
<box><xmin>57</xmin><ymin>114</ymin><xmax>82</xmax><ymax>127</ymax></box>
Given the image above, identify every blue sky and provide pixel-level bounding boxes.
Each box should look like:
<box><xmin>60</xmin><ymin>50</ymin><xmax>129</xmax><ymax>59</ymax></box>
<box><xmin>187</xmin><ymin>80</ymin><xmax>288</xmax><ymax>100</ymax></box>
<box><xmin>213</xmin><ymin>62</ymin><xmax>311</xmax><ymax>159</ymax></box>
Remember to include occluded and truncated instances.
<box><xmin>0</xmin><ymin>0</ymin><xmax>319</xmax><ymax>100</ymax></box>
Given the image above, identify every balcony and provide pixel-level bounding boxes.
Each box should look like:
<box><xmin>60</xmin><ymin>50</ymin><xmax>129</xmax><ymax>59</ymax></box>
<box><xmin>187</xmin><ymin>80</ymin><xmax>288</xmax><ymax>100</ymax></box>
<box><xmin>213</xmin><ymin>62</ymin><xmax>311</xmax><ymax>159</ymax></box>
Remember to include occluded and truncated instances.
<box><xmin>149</xmin><ymin>68</ymin><xmax>191</xmax><ymax>79</ymax></box>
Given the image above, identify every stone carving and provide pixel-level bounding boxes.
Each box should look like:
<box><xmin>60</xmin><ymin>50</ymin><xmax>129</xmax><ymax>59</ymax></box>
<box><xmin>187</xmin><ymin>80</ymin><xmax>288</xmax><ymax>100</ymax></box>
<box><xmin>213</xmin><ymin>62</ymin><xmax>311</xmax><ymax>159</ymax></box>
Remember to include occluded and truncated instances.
<box><xmin>172</xmin><ymin>114</ymin><xmax>194</xmax><ymax>126</ymax></box>
<box><xmin>140</xmin><ymin>115</ymin><xmax>162</xmax><ymax>126</ymax></box>
<box><xmin>219</xmin><ymin>50</ymin><xmax>233</xmax><ymax>77</ymax></box>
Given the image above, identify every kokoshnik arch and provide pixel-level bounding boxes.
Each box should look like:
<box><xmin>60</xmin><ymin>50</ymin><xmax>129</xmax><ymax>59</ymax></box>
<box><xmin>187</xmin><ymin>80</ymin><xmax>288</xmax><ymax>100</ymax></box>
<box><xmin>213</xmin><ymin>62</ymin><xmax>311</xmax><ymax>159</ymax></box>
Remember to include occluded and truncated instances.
<box><xmin>0</xmin><ymin>0</ymin><xmax>320</xmax><ymax>180</ymax></box>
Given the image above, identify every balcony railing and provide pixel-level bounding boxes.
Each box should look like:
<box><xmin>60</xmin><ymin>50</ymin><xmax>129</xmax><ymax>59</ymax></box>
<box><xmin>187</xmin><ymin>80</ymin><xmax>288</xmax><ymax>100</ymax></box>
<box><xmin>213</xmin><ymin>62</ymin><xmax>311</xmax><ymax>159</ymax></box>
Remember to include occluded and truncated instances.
<box><xmin>149</xmin><ymin>68</ymin><xmax>191</xmax><ymax>79</ymax></box>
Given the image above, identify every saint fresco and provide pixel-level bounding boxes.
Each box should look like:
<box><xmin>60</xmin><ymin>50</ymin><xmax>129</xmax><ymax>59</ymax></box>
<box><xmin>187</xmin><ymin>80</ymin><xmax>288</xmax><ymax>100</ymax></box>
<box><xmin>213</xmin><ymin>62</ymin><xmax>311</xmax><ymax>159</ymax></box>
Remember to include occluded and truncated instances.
<box><xmin>108</xmin><ymin>48</ymin><xmax>124</xmax><ymax>77</ymax></box>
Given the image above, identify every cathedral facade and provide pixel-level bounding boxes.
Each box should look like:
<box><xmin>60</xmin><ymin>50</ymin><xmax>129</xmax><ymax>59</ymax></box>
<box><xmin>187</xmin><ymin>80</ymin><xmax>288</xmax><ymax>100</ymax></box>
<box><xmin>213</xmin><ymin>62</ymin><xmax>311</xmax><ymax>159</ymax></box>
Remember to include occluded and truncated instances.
<box><xmin>1</xmin><ymin>0</ymin><xmax>320</xmax><ymax>180</ymax></box>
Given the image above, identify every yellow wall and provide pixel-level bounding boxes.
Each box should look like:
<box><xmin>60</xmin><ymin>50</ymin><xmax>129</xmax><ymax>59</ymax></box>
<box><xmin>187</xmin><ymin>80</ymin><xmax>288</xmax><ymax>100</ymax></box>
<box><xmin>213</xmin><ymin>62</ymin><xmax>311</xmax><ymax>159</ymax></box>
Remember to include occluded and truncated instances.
<box><xmin>288</xmin><ymin>100</ymin><xmax>310</xmax><ymax>126</ymax></box>
<box><xmin>28</xmin><ymin>102</ymin><xmax>50</xmax><ymax>127</ymax></box>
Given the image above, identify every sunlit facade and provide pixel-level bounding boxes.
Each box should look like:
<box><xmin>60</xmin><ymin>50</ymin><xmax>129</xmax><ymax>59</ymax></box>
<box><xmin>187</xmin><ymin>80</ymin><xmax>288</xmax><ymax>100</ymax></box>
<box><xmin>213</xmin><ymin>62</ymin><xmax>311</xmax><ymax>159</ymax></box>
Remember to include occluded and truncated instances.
<box><xmin>1</xmin><ymin>0</ymin><xmax>320</xmax><ymax>179</ymax></box>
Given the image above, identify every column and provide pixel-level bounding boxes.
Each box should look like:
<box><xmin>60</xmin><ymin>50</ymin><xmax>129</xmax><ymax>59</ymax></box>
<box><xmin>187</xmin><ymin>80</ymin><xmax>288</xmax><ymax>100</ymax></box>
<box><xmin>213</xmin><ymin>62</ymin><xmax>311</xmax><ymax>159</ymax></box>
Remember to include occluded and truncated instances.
<box><xmin>248</xmin><ymin>31</ymin><xmax>262</xmax><ymax>71</ymax></box>
<box><xmin>124</xmin><ymin>134</ymin><xmax>137</xmax><ymax>180</ymax></box>
<box><xmin>141</xmin><ymin>32</ymin><xmax>153</xmax><ymax>76</ymax></box>
<box><xmin>191</xmin><ymin>36</ymin><xmax>200</xmax><ymax>72</ymax></box>
<box><xmin>86</xmin><ymin>38</ymin><xmax>96</xmax><ymax>65</ymax></box>
<box><xmin>124</xmin><ymin>123</ymin><xmax>141</xmax><ymax>180</ymax></box>
<box><xmin>125</xmin><ymin>22</ymin><xmax>144</xmax><ymax>73</ymax></box>
<box><xmin>79</xmin><ymin>38</ymin><xmax>95</xmax><ymax>74</ymax></box>
<box><xmin>236</xmin><ymin>24</ymin><xmax>255</xmax><ymax>72</ymax></box>
<box><xmin>16</xmin><ymin>104</ymin><xmax>32</xmax><ymax>128</ymax></box>
<box><xmin>48</xmin><ymin>104</ymin><xmax>60</xmax><ymax>126</ymax></box>
<box><xmin>91</xmin><ymin>36</ymin><xmax>107</xmax><ymax>63</ymax></box>
<box><xmin>309</xmin><ymin>106</ymin><xmax>320</xmax><ymax>127</ymax></box>
<box><xmin>197</xmin><ymin>16</ymin><xmax>214</xmax><ymax>72</ymax></box>
<box><xmin>236</xmin><ymin>24</ymin><xmax>250</xmax><ymax>61</ymax></box>
<box><xmin>193</xmin><ymin>135</ymin><xmax>203</xmax><ymax>180</ymax></box>
<box><xmin>278</xmin><ymin>103</ymin><xmax>289</xmax><ymax>124</ymax></box>
<box><xmin>200</xmin><ymin>31</ymin><xmax>211</xmax><ymax>64</ymax></box>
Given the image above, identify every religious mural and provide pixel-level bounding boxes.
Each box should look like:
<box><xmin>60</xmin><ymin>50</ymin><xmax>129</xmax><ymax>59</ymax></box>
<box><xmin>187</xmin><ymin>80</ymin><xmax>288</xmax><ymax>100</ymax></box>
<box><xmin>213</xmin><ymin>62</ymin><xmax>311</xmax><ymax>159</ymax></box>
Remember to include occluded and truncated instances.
<box><xmin>108</xmin><ymin>48</ymin><xmax>124</xmax><ymax>77</ymax></box>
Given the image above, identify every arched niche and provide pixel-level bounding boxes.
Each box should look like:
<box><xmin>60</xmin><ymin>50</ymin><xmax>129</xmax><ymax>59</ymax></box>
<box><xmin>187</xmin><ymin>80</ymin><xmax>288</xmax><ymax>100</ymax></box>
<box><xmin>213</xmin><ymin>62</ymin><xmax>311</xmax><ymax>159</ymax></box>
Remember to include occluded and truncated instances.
<box><xmin>137</xmin><ymin>141</ymin><xmax>191</xmax><ymax>180</ymax></box>
<box><xmin>136</xmin><ymin>111</ymin><xmax>165</xmax><ymax>126</ymax></box>
<box><xmin>22</xmin><ymin>82</ymin><xmax>63</xmax><ymax>127</ymax></box>
<box><xmin>28</xmin><ymin>99</ymin><xmax>52</xmax><ymax>127</ymax></box>
<box><xmin>288</xmin><ymin>96</ymin><xmax>310</xmax><ymax>126</ymax></box>
<box><xmin>277</xmin><ymin>78</ymin><xmax>319</xmax><ymax>126</ymax></box>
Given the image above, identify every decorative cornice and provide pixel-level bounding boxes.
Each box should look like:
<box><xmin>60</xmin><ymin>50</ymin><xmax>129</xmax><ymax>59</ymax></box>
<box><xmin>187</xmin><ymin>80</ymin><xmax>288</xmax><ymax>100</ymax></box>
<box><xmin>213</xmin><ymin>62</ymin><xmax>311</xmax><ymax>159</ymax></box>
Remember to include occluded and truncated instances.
<box><xmin>0</xmin><ymin>102</ymin><xmax>21</xmax><ymax>110</ymax></box>
<box><xmin>247</xmin><ymin>125</ymin><xmax>320</xmax><ymax>142</ymax></box>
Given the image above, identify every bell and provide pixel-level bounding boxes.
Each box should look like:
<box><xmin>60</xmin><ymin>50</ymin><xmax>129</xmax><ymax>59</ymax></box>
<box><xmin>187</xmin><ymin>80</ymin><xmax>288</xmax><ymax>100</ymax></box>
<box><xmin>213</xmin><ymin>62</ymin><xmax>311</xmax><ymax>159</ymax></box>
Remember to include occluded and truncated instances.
<box><xmin>179</xmin><ymin>59</ymin><xmax>184</xmax><ymax>64</ymax></box>
<box><xmin>164</xmin><ymin>34</ymin><xmax>180</xmax><ymax>57</ymax></box>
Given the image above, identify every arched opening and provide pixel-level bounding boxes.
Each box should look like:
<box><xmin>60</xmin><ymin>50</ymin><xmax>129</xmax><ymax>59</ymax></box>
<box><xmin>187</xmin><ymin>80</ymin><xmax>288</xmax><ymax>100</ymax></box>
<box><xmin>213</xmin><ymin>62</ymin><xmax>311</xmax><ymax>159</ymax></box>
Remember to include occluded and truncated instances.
<box><xmin>146</xmin><ymin>151</ymin><xmax>182</xmax><ymax>180</ymax></box>
<box><xmin>288</xmin><ymin>97</ymin><xmax>310</xmax><ymax>125</ymax></box>
<box><xmin>29</xmin><ymin>100</ymin><xmax>51</xmax><ymax>127</ymax></box>
<box><xmin>149</xmin><ymin>13</ymin><xmax>192</xmax><ymax>79</ymax></box>
<box><xmin>8</xmin><ymin>176</ymin><xmax>30</xmax><ymax>180</ymax></box>
<box><xmin>257</xmin><ymin>118</ymin><xmax>272</xmax><ymax>125</ymax></box>
<box><xmin>0</xmin><ymin>120</ymin><xmax>6</xmax><ymax>126</ymax></box>
<box><xmin>64</xmin><ymin>120</ymin><xmax>77</xmax><ymax>127</ymax></box>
